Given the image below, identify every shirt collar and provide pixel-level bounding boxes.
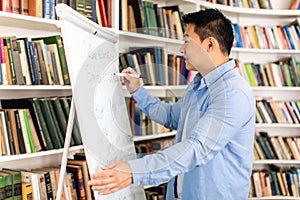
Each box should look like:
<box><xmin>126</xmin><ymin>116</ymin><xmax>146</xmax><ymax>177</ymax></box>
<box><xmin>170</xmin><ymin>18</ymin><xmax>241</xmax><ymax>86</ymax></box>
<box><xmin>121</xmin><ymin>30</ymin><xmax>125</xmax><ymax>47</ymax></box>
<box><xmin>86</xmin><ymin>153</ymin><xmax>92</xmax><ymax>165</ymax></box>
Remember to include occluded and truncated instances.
<box><xmin>194</xmin><ymin>59</ymin><xmax>235</xmax><ymax>90</ymax></box>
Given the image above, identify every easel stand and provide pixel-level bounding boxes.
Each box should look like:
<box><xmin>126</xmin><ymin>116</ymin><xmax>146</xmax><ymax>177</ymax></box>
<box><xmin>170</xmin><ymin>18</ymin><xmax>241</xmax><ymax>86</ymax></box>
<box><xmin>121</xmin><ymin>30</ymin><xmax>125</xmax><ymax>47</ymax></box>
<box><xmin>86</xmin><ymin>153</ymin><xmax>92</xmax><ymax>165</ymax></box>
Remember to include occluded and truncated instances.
<box><xmin>56</xmin><ymin>98</ymin><xmax>76</xmax><ymax>200</ymax></box>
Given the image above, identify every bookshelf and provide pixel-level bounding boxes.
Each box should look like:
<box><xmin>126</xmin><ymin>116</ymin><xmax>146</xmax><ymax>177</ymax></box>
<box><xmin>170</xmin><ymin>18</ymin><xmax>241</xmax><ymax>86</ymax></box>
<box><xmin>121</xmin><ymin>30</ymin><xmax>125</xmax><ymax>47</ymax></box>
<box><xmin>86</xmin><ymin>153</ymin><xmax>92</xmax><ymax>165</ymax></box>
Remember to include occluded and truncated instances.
<box><xmin>0</xmin><ymin>11</ymin><xmax>84</xmax><ymax>171</ymax></box>
<box><xmin>0</xmin><ymin>0</ymin><xmax>298</xmax><ymax>199</ymax></box>
<box><xmin>197</xmin><ymin>1</ymin><xmax>300</xmax><ymax>199</ymax></box>
<box><xmin>117</xmin><ymin>0</ymin><xmax>300</xmax><ymax>199</ymax></box>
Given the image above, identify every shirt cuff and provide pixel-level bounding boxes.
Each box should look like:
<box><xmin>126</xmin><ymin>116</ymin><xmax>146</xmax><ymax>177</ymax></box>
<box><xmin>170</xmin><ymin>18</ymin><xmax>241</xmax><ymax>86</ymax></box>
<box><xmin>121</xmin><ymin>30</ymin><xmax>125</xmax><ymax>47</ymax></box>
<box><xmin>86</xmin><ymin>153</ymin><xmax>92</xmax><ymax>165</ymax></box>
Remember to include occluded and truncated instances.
<box><xmin>131</xmin><ymin>86</ymin><xmax>148</xmax><ymax>101</ymax></box>
<box><xmin>128</xmin><ymin>158</ymin><xmax>150</xmax><ymax>186</ymax></box>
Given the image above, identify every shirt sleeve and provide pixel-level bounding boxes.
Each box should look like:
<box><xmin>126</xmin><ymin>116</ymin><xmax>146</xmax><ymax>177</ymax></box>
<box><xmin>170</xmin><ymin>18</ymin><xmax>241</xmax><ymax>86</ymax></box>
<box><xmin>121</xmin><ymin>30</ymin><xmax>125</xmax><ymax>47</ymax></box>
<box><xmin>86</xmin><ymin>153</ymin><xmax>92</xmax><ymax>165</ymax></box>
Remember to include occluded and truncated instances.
<box><xmin>128</xmin><ymin>87</ymin><xmax>255</xmax><ymax>186</ymax></box>
<box><xmin>132</xmin><ymin>86</ymin><xmax>182</xmax><ymax>130</ymax></box>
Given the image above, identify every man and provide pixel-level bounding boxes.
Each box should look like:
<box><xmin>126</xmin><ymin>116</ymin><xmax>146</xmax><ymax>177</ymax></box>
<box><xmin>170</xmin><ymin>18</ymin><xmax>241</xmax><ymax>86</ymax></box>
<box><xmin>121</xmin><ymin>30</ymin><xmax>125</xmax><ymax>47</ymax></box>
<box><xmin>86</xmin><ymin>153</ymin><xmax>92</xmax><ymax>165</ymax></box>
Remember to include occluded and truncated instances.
<box><xmin>88</xmin><ymin>8</ymin><xmax>256</xmax><ymax>199</ymax></box>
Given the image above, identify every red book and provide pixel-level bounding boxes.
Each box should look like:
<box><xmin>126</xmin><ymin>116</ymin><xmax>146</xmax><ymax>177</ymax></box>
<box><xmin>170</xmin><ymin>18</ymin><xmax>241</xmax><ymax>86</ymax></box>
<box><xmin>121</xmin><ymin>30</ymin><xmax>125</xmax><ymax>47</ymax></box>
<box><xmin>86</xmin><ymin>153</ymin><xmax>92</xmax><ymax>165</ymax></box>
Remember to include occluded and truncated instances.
<box><xmin>104</xmin><ymin>0</ymin><xmax>112</xmax><ymax>27</ymax></box>
<box><xmin>1</xmin><ymin>0</ymin><xmax>12</xmax><ymax>12</ymax></box>
<box><xmin>11</xmin><ymin>0</ymin><xmax>20</xmax><ymax>14</ymax></box>
<box><xmin>20</xmin><ymin>0</ymin><xmax>29</xmax><ymax>15</ymax></box>
<box><xmin>98</xmin><ymin>0</ymin><xmax>108</xmax><ymax>27</ymax></box>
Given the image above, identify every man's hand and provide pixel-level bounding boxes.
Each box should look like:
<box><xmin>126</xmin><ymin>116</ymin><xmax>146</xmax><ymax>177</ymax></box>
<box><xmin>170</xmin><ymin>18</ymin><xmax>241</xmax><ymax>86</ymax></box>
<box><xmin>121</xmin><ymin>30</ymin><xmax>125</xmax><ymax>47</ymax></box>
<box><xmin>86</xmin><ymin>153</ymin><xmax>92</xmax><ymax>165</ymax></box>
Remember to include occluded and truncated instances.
<box><xmin>121</xmin><ymin>67</ymin><xmax>141</xmax><ymax>94</ymax></box>
<box><xmin>88</xmin><ymin>161</ymin><xmax>133</xmax><ymax>195</ymax></box>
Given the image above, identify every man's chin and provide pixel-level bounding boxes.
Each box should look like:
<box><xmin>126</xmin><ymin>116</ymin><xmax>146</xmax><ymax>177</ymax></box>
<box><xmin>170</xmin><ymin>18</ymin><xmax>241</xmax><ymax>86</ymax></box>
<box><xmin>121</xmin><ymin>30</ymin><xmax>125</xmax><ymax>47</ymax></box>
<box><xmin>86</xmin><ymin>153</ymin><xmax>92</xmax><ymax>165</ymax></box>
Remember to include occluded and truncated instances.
<box><xmin>185</xmin><ymin>61</ymin><xmax>196</xmax><ymax>71</ymax></box>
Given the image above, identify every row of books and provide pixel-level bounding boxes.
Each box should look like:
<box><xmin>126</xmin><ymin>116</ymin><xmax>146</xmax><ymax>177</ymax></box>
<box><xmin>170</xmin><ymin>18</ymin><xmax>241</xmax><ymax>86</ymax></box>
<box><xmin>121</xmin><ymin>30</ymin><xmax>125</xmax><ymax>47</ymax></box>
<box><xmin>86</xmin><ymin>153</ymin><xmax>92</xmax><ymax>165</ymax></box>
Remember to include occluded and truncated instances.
<box><xmin>236</xmin><ymin>57</ymin><xmax>300</xmax><ymax>87</ymax></box>
<box><xmin>210</xmin><ymin>0</ymin><xmax>300</xmax><ymax>10</ymax></box>
<box><xmin>254</xmin><ymin>132</ymin><xmax>300</xmax><ymax>160</ymax></box>
<box><xmin>127</xmin><ymin>98</ymin><xmax>173</xmax><ymax>137</ymax></box>
<box><xmin>135</xmin><ymin>137</ymin><xmax>175</xmax><ymax>158</ymax></box>
<box><xmin>207</xmin><ymin>0</ymin><xmax>274</xmax><ymax>9</ymax></box>
<box><xmin>255</xmin><ymin>99</ymin><xmax>300</xmax><ymax>124</ymax></box>
<box><xmin>0</xmin><ymin>96</ymin><xmax>82</xmax><ymax>156</ymax></box>
<box><xmin>0</xmin><ymin>35</ymin><xmax>70</xmax><ymax>85</ymax></box>
<box><xmin>250</xmin><ymin>166</ymin><xmax>300</xmax><ymax>198</ymax></box>
<box><xmin>233</xmin><ymin>20</ymin><xmax>300</xmax><ymax>50</ymax></box>
<box><xmin>120</xmin><ymin>1</ymin><xmax>185</xmax><ymax>39</ymax></box>
<box><xmin>0</xmin><ymin>155</ymin><xmax>93</xmax><ymax>200</ymax></box>
<box><xmin>119</xmin><ymin>46</ymin><xmax>192</xmax><ymax>86</ymax></box>
<box><xmin>0</xmin><ymin>0</ymin><xmax>56</xmax><ymax>19</ymax></box>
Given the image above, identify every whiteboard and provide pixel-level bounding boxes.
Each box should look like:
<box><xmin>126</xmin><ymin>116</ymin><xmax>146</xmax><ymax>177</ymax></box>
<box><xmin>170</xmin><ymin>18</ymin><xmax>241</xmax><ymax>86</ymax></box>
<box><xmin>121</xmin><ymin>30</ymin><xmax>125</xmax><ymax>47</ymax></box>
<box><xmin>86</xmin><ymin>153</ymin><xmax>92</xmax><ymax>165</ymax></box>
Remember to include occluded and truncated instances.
<box><xmin>56</xmin><ymin>4</ymin><xmax>145</xmax><ymax>200</ymax></box>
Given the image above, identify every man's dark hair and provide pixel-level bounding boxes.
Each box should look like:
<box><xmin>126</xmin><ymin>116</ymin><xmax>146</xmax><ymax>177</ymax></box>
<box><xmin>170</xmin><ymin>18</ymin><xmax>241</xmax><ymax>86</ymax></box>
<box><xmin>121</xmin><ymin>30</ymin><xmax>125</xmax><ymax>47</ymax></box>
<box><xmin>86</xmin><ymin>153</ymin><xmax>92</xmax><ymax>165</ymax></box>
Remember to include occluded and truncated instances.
<box><xmin>182</xmin><ymin>9</ymin><xmax>234</xmax><ymax>55</ymax></box>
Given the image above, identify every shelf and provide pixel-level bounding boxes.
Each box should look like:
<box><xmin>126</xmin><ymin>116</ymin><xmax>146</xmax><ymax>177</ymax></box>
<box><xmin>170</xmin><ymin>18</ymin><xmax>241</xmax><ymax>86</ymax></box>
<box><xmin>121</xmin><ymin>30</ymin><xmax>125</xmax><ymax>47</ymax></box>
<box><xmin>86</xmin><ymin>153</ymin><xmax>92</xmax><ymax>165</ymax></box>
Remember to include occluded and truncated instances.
<box><xmin>118</xmin><ymin>31</ymin><xmax>183</xmax><ymax>45</ymax></box>
<box><xmin>253</xmin><ymin>160</ymin><xmax>300</xmax><ymax>165</ymax></box>
<box><xmin>198</xmin><ymin>1</ymin><xmax>300</xmax><ymax>17</ymax></box>
<box><xmin>255</xmin><ymin>124</ymin><xmax>300</xmax><ymax>137</ymax></box>
<box><xmin>249</xmin><ymin>197</ymin><xmax>300</xmax><ymax>200</ymax></box>
<box><xmin>123</xmin><ymin>85</ymin><xmax>188</xmax><ymax>98</ymax></box>
<box><xmin>255</xmin><ymin>124</ymin><xmax>300</xmax><ymax>128</ymax></box>
<box><xmin>0</xmin><ymin>85</ymin><xmax>72</xmax><ymax>99</ymax></box>
<box><xmin>0</xmin><ymin>145</ymin><xmax>83</xmax><ymax>162</ymax></box>
<box><xmin>0</xmin><ymin>11</ymin><xmax>61</xmax><ymax>37</ymax></box>
<box><xmin>232</xmin><ymin>48</ymin><xmax>300</xmax><ymax>54</ymax></box>
<box><xmin>252</xmin><ymin>87</ymin><xmax>300</xmax><ymax>100</ymax></box>
<box><xmin>133</xmin><ymin>131</ymin><xmax>176</xmax><ymax>142</ymax></box>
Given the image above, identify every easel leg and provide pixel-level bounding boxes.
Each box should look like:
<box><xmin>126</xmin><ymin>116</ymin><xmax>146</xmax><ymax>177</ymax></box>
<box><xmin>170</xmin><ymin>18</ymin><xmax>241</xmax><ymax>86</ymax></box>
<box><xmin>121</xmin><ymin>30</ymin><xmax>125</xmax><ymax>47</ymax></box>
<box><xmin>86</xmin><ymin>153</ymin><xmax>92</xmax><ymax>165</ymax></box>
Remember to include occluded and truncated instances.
<box><xmin>56</xmin><ymin>98</ymin><xmax>75</xmax><ymax>200</ymax></box>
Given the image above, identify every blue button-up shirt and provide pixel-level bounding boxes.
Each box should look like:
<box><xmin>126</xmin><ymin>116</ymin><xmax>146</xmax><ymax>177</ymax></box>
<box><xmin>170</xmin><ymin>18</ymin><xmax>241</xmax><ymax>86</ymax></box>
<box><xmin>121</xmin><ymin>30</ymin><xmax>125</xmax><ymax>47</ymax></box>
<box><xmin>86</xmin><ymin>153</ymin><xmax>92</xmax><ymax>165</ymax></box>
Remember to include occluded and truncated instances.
<box><xmin>128</xmin><ymin>59</ymin><xmax>255</xmax><ymax>200</ymax></box>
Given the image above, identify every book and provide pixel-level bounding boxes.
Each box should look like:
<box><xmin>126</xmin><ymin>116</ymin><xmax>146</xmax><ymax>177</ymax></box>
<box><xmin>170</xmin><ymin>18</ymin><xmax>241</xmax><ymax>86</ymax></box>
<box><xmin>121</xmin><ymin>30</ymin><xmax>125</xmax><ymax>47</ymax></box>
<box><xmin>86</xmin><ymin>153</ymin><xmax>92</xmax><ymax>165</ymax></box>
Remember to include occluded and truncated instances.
<box><xmin>28</xmin><ymin>0</ymin><xmax>43</xmax><ymax>18</ymax></box>
<box><xmin>39</xmin><ymin>98</ymin><xmax>63</xmax><ymax>149</ymax></box>
<box><xmin>3</xmin><ymin>110</ymin><xmax>16</xmax><ymax>155</ymax></box>
<box><xmin>67</xmin><ymin>159</ymin><xmax>92</xmax><ymax>200</ymax></box>
<box><xmin>66</xmin><ymin>164</ymin><xmax>86</xmax><ymax>199</ymax></box>
<box><xmin>1</xmin><ymin>169</ymin><xmax>22</xmax><ymax>200</ymax></box>
<box><xmin>29</xmin><ymin>170</ymin><xmax>46</xmax><ymax>200</ymax></box>
<box><xmin>32</xmin><ymin>169</ymin><xmax>53</xmax><ymax>200</ymax></box>
<box><xmin>0</xmin><ymin>110</ymin><xmax>11</xmax><ymax>155</ymax></box>
<box><xmin>3</xmin><ymin>36</ymin><xmax>17</xmax><ymax>85</ymax></box>
<box><xmin>1</xmin><ymin>98</ymin><xmax>49</xmax><ymax>151</ymax></box>
<box><xmin>33</xmin><ymin>41</ymin><xmax>49</xmax><ymax>85</ymax></box>
<box><xmin>0</xmin><ymin>171</ymin><xmax>13</xmax><ymax>200</ymax></box>
<box><xmin>20</xmin><ymin>170</ymin><xmax>33</xmax><ymax>200</ymax></box>
<box><xmin>11</xmin><ymin>36</ymin><xmax>25</xmax><ymax>85</ymax></box>
<box><xmin>33</xmin><ymin>35</ymin><xmax>70</xmax><ymax>85</ymax></box>
<box><xmin>17</xmin><ymin>109</ymin><xmax>32</xmax><ymax>153</ymax></box>
<box><xmin>20</xmin><ymin>0</ymin><xmax>29</xmax><ymax>15</ymax></box>
<box><xmin>17</xmin><ymin>38</ymin><xmax>39</xmax><ymax>85</ymax></box>
<box><xmin>16</xmin><ymin>39</ymin><xmax>32</xmax><ymax>85</ymax></box>
<box><xmin>47</xmin><ymin>44</ymin><xmax>64</xmax><ymax>85</ymax></box>
<box><xmin>60</xmin><ymin>97</ymin><xmax>82</xmax><ymax>145</ymax></box>
<box><xmin>51</xmin><ymin>97</ymin><xmax>75</xmax><ymax>146</ymax></box>
<box><xmin>6</xmin><ymin>109</ymin><xmax>20</xmax><ymax>154</ymax></box>
<box><xmin>0</xmin><ymin>175</ymin><xmax>6</xmax><ymax>200</ymax></box>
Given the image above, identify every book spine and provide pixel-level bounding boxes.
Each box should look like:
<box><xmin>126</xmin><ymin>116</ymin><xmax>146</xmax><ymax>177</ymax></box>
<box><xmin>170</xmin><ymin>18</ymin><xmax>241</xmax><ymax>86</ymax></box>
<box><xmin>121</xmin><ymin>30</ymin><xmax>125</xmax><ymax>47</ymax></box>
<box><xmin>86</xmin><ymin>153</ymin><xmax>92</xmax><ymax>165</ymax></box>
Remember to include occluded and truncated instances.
<box><xmin>33</xmin><ymin>99</ymin><xmax>54</xmax><ymax>150</ymax></box>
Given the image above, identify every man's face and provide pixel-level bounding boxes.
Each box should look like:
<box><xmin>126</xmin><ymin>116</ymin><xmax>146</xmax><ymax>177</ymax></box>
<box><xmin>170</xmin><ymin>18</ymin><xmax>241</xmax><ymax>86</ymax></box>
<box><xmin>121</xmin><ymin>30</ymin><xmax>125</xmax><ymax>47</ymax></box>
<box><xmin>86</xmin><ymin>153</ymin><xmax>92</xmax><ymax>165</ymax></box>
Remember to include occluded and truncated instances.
<box><xmin>180</xmin><ymin>24</ymin><xmax>203</xmax><ymax>71</ymax></box>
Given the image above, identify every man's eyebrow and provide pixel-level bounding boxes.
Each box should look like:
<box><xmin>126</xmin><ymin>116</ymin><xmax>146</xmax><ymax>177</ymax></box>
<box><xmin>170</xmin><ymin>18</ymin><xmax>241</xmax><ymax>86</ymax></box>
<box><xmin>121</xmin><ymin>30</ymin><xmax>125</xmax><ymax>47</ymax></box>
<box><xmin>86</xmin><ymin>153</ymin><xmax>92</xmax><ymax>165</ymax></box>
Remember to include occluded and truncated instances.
<box><xmin>183</xmin><ymin>34</ymin><xmax>189</xmax><ymax>38</ymax></box>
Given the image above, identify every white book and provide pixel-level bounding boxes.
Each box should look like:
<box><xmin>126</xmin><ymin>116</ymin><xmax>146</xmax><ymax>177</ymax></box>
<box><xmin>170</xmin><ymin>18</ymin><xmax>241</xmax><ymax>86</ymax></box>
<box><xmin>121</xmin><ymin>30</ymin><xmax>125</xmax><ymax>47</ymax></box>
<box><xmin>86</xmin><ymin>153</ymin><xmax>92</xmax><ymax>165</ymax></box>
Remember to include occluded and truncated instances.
<box><xmin>17</xmin><ymin>39</ymin><xmax>32</xmax><ymax>85</ymax></box>
<box><xmin>0</xmin><ymin>111</ymin><xmax>10</xmax><ymax>155</ymax></box>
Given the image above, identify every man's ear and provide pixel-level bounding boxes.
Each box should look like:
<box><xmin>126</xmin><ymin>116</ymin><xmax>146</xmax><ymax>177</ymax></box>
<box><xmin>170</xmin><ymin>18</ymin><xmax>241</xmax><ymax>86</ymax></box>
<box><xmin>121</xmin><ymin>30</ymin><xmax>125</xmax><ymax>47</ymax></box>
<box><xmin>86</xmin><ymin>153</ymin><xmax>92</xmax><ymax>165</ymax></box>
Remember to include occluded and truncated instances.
<box><xmin>206</xmin><ymin>37</ymin><xmax>216</xmax><ymax>52</ymax></box>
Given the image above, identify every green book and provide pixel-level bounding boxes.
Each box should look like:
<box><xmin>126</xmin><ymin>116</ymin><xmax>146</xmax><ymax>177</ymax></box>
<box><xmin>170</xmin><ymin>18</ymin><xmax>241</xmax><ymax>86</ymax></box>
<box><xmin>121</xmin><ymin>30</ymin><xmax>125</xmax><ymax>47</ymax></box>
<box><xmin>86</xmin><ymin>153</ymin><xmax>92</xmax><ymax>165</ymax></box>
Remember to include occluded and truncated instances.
<box><xmin>47</xmin><ymin>98</ymin><xmax>65</xmax><ymax>146</ymax></box>
<box><xmin>39</xmin><ymin>98</ymin><xmax>63</xmax><ymax>149</ymax></box>
<box><xmin>60</xmin><ymin>97</ymin><xmax>82</xmax><ymax>145</ymax></box>
<box><xmin>0</xmin><ymin>175</ymin><xmax>5</xmax><ymax>200</ymax></box>
<box><xmin>22</xmin><ymin>109</ymin><xmax>36</xmax><ymax>153</ymax></box>
<box><xmin>33</xmin><ymin>35</ymin><xmax>70</xmax><ymax>85</ymax></box>
<box><xmin>32</xmin><ymin>98</ymin><xmax>54</xmax><ymax>150</ymax></box>
<box><xmin>2</xmin><ymin>169</ymin><xmax>22</xmax><ymax>200</ymax></box>
<box><xmin>0</xmin><ymin>172</ymin><xmax>13</xmax><ymax>200</ymax></box>
<box><xmin>51</xmin><ymin>97</ymin><xmax>75</xmax><ymax>146</ymax></box>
